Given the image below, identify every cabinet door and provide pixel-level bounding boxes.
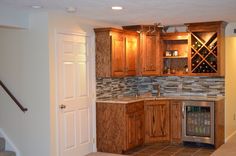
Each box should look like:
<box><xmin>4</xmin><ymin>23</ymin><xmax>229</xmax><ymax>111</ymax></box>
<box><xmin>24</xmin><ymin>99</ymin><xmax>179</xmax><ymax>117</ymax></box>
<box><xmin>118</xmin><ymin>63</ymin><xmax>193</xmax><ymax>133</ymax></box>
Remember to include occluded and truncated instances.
<box><xmin>126</xmin><ymin>113</ymin><xmax>136</xmax><ymax>149</ymax></box>
<box><xmin>111</xmin><ymin>33</ymin><xmax>125</xmax><ymax>77</ymax></box>
<box><xmin>135</xmin><ymin>111</ymin><xmax>144</xmax><ymax>146</ymax></box>
<box><xmin>125</xmin><ymin>35</ymin><xmax>138</xmax><ymax>76</ymax></box>
<box><xmin>145</xmin><ymin>101</ymin><xmax>170</xmax><ymax>143</ymax></box>
<box><xmin>170</xmin><ymin>101</ymin><xmax>182</xmax><ymax>143</ymax></box>
<box><xmin>142</xmin><ymin>34</ymin><xmax>160</xmax><ymax>75</ymax></box>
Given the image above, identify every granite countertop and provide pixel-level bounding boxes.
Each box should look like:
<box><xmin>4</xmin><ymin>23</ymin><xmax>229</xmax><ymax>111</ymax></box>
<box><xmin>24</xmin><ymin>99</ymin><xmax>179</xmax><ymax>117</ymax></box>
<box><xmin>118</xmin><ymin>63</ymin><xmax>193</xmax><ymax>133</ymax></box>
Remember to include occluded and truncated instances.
<box><xmin>96</xmin><ymin>95</ymin><xmax>225</xmax><ymax>104</ymax></box>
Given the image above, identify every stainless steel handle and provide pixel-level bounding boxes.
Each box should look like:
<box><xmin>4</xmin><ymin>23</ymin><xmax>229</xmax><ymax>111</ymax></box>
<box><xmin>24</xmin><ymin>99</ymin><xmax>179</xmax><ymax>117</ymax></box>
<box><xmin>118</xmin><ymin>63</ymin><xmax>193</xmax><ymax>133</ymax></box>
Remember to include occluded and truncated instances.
<box><xmin>60</xmin><ymin>104</ymin><xmax>66</xmax><ymax>109</ymax></box>
<box><xmin>182</xmin><ymin>104</ymin><xmax>185</xmax><ymax>119</ymax></box>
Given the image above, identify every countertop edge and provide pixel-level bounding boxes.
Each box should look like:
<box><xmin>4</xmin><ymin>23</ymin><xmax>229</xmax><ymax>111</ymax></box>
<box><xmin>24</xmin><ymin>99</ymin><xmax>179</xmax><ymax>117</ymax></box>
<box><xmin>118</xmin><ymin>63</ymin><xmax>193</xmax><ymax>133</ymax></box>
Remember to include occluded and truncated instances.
<box><xmin>96</xmin><ymin>96</ymin><xmax>225</xmax><ymax>104</ymax></box>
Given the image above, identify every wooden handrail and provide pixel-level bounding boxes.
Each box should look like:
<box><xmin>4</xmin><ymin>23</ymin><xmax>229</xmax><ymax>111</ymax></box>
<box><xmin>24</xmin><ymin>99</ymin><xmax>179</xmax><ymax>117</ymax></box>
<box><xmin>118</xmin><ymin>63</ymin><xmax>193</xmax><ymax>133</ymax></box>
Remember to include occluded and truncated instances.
<box><xmin>0</xmin><ymin>80</ymin><xmax>28</xmax><ymax>112</ymax></box>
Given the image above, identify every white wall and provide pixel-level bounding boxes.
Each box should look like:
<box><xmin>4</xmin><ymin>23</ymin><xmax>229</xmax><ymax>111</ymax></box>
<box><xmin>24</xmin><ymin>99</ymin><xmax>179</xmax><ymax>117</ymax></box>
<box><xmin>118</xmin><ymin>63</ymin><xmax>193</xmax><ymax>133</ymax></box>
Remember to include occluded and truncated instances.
<box><xmin>0</xmin><ymin>12</ymin><xmax>50</xmax><ymax>156</ymax></box>
<box><xmin>225</xmin><ymin>22</ymin><xmax>236</xmax><ymax>139</ymax></box>
<box><xmin>0</xmin><ymin>5</ymin><xmax>29</xmax><ymax>29</ymax></box>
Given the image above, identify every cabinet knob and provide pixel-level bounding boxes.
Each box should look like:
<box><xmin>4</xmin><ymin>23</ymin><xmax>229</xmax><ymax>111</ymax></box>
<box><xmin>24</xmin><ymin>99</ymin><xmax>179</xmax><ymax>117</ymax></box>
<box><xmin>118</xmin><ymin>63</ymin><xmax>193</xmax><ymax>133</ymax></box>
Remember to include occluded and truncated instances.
<box><xmin>60</xmin><ymin>104</ymin><xmax>66</xmax><ymax>109</ymax></box>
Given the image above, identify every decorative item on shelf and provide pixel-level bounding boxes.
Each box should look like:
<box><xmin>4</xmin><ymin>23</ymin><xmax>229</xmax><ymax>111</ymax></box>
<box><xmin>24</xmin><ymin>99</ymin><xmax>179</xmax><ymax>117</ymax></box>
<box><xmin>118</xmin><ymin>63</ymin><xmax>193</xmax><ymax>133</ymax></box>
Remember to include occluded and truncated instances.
<box><xmin>183</xmin><ymin>65</ymin><xmax>188</xmax><ymax>73</ymax></box>
<box><xmin>173</xmin><ymin>50</ymin><xmax>178</xmax><ymax>56</ymax></box>
<box><xmin>165</xmin><ymin>50</ymin><xmax>172</xmax><ymax>56</ymax></box>
<box><xmin>165</xmin><ymin>50</ymin><xmax>178</xmax><ymax>56</ymax></box>
<box><xmin>163</xmin><ymin>66</ymin><xmax>168</xmax><ymax>74</ymax></box>
<box><xmin>171</xmin><ymin>69</ymin><xmax>176</xmax><ymax>74</ymax></box>
<box><xmin>167</xmin><ymin>68</ymin><xmax>171</xmax><ymax>74</ymax></box>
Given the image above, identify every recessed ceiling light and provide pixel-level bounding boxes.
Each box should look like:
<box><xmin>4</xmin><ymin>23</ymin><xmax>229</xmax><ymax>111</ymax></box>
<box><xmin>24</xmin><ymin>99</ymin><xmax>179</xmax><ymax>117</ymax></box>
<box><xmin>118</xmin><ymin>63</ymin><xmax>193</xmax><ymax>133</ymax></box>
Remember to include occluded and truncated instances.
<box><xmin>31</xmin><ymin>5</ymin><xmax>43</xmax><ymax>9</ymax></box>
<box><xmin>66</xmin><ymin>7</ymin><xmax>77</xmax><ymax>13</ymax></box>
<box><xmin>112</xmin><ymin>6</ymin><xmax>123</xmax><ymax>10</ymax></box>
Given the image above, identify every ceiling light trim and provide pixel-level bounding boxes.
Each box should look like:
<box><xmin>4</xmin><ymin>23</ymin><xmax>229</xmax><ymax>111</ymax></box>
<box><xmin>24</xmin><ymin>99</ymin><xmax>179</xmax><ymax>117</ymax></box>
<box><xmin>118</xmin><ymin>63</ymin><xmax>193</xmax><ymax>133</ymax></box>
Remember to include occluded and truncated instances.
<box><xmin>31</xmin><ymin>5</ymin><xmax>43</xmax><ymax>9</ymax></box>
<box><xmin>112</xmin><ymin>6</ymin><xmax>123</xmax><ymax>10</ymax></box>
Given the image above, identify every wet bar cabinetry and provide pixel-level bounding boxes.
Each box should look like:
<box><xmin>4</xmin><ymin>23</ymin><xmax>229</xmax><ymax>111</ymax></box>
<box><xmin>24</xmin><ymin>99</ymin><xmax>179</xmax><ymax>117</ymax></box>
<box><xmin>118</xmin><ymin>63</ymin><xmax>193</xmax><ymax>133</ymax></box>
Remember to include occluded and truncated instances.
<box><xmin>94</xmin><ymin>28</ymin><xmax>138</xmax><ymax>77</ymax></box>
<box><xmin>96</xmin><ymin>98</ymin><xmax>225</xmax><ymax>154</ymax></box>
<box><xmin>95</xmin><ymin>21</ymin><xmax>226</xmax><ymax>77</ymax></box>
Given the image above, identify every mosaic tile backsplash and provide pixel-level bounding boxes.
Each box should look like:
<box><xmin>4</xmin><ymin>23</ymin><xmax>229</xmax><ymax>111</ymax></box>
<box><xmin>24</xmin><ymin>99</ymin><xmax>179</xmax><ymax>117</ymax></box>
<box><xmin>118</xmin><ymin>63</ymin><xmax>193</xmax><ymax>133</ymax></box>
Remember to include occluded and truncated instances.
<box><xmin>96</xmin><ymin>76</ymin><xmax>225</xmax><ymax>99</ymax></box>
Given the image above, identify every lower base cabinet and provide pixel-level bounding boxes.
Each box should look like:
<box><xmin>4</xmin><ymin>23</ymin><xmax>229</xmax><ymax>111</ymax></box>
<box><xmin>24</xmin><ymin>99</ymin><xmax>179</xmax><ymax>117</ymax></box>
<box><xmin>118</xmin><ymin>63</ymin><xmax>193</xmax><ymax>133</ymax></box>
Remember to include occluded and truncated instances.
<box><xmin>96</xmin><ymin>101</ymin><xmax>144</xmax><ymax>154</ymax></box>
<box><xmin>144</xmin><ymin>100</ymin><xmax>170</xmax><ymax>143</ymax></box>
<box><xmin>97</xmin><ymin>99</ymin><xmax>225</xmax><ymax>154</ymax></box>
<box><xmin>170</xmin><ymin>100</ymin><xmax>182</xmax><ymax>143</ymax></box>
<box><xmin>127</xmin><ymin>110</ymin><xmax>144</xmax><ymax>149</ymax></box>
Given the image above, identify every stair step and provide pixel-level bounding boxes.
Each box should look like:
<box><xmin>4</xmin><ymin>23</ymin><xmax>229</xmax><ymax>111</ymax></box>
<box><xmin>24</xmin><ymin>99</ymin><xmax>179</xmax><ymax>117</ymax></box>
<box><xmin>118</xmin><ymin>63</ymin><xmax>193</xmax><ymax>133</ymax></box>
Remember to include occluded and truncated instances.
<box><xmin>0</xmin><ymin>151</ymin><xmax>16</xmax><ymax>156</ymax></box>
<box><xmin>0</xmin><ymin>138</ymin><xmax>5</xmax><ymax>152</ymax></box>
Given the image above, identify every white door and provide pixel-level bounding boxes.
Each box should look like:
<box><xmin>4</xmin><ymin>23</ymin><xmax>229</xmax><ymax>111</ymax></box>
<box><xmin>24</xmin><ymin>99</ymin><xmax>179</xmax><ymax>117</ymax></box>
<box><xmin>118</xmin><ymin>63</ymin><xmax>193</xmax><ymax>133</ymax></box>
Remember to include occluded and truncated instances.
<box><xmin>57</xmin><ymin>33</ymin><xmax>93</xmax><ymax>156</ymax></box>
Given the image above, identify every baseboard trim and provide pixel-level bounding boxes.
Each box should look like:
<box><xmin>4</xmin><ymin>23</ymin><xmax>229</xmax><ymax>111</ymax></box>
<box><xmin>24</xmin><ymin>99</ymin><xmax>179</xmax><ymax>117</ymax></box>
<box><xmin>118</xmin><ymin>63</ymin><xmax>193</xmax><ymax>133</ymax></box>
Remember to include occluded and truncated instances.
<box><xmin>225</xmin><ymin>130</ymin><xmax>236</xmax><ymax>142</ymax></box>
<box><xmin>0</xmin><ymin>128</ymin><xmax>20</xmax><ymax>156</ymax></box>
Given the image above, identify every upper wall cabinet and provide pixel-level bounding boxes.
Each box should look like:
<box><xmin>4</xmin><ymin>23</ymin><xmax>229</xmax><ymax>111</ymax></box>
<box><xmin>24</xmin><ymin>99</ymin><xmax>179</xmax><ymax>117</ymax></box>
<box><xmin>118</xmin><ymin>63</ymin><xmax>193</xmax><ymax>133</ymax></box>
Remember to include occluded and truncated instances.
<box><xmin>186</xmin><ymin>21</ymin><xmax>227</xmax><ymax>76</ymax></box>
<box><xmin>94</xmin><ymin>28</ymin><xmax>138</xmax><ymax>77</ymax></box>
<box><xmin>141</xmin><ymin>33</ymin><xmax>161</xmax><ymax>75</ymax></box>
<box><xmin>123</xmin><ymin>25</ymin><xmax>161</xmax><ymax>76</ymax></box>
<box><xmin>95</xmin><ymin>21</ymin><xmax>226</xmax><ymax>77</ymax></box>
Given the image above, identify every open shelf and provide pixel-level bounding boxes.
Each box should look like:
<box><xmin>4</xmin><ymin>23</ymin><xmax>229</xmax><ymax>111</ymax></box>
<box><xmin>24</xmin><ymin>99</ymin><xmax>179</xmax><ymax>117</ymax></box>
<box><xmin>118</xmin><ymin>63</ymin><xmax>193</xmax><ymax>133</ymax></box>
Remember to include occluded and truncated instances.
<box><xmin>163</xmin><ymin>56</ymin><xmax>188</xmax><ymax>59</ymax></box>
<box><xmin>161</xmin><ymin>32</ymin><xmax>189</xmax><ymax>75</ymax></box>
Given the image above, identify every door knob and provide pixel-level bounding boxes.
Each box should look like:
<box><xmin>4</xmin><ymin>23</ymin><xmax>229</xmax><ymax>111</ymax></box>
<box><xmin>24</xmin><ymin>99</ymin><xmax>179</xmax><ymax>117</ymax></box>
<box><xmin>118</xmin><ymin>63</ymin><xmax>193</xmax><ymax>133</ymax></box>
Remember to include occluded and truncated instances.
<box><xmin>60</xmin><ymin>104</ymin><xmax>66</xmax><ymax>109</ymax></box>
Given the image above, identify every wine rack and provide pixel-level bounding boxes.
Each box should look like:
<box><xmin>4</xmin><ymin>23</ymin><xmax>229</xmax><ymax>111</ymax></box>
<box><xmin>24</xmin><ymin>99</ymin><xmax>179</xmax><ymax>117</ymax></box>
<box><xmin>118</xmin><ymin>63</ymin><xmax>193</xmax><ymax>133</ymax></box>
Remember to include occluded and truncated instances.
<box><xmin>190</xmin><ymin>32</ymin><xmax>218</xmax><ymax>73</ymax></box>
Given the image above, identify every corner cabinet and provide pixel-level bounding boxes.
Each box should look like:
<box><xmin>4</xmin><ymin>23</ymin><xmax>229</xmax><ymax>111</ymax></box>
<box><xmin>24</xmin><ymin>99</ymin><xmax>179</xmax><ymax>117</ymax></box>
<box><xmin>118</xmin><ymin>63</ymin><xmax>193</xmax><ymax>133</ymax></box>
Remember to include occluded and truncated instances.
<box><xmin>96</xmin><ymin>101</ymin><xmax>144</xmax><ymax>154</ymax></box>
<box><xmin>94</xmin><ymin>28</ymin><xmax>138</xmax><ymax>77</ymax></box>
<box><xmin>126</xmin><ymin>102</ymin><xmax>144</xmax><ymax>149</ymax></box>
<box><xmin>187</xmin><ymin>21</ymin><xmax>227</xmax><ymax>76</ymax></box>
<box><xmin>144</xmin><ymin>100</ymin><xmax>170</xmax><ymax>143</ymax></box>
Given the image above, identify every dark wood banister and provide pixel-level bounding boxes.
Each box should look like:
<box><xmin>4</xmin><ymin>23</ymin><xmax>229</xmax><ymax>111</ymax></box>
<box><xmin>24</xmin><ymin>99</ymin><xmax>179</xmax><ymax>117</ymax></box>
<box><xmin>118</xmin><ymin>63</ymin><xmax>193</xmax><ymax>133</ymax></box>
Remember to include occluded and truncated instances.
<box><xmin>0</xmin><ymin>80</ymin><xmax>28</xmax><ymax>112</ymax></box>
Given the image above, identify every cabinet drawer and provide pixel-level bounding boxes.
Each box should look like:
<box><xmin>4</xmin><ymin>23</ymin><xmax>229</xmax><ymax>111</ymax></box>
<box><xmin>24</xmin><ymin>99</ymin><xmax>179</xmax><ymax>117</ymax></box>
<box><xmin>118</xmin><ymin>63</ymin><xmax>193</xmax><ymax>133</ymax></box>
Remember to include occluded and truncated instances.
<box><xmin>126</xmin><ymin>102</ymin><xmax>144</xmax><ymax>114</ymax></box>
<box><xmin>145</xmin><ymin>100</ymin><xmax>169</xmax><ymax>106</ymax></box>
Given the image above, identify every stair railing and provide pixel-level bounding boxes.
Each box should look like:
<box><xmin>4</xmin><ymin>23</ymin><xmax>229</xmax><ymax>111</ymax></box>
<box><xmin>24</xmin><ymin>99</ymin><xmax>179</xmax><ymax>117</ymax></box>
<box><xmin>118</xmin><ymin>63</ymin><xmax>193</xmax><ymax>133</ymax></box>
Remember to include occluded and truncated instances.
<box><xmin>0</xmin><ymin>80</ymin><xmax>28</xmax><ymax>112</ymax></box>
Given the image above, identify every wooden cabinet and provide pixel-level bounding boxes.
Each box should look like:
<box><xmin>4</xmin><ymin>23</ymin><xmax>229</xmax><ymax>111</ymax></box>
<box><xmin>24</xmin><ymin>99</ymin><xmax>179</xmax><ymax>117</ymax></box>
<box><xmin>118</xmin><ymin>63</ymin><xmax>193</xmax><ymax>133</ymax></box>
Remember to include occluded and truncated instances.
<box><xmin>122</xmin><ymin>25</ymin><xmax>161</xmax><ymax>76</ymax></box>
<box><xmin>126</xmin><ymin>110</ymin><xmax>144</xmax><ymax>149</ymax></box>
<box><xmin>95</xmin><ymin>21</ymin><xmax>226</xmax><ymax>77</ymax></box>
<box><xmin>141</xmin><ymin>33</ymin><xmax>161</xmax><ymax>75</ymax></box>
<box><xmin>94</xmin><ymin>28</ymin><xmax>138</xmax><ymax>77</ymax></box>
<box><xmin>215</xmin><ymin>99</ymin><xmax>225</xmax><ymax>148</ymax></box>
<box><xmin>170</xmin><ymin>100</ymin><xmax>182</xmax><ymax>143</ymax></box>
<box><xmin>125</xmin><ymin>34</ymin><xmax>138</xmax><ymax>76</ymax></box>
<box><xmin>160</xmin><ymin>32</ymin><xmax>189</xmax><ymax>76</ymax></box>
<box><xmin>126</xmin><ymin>102</ymin><xmax>144</xmax><ymax>149</ymax></box>
<box><xmin>144</xmin><ymin>100</ymin><xmax>170</xmax><ymax>143</ymax></box>
<box><xmin>186</xmin><ymin>21</ymin><xmax>227</xmax><ymax>76</ymax></box>
<box><xmin>96</xmin><ymin>101</ymin><xmax>144</xmax><ymax>153</ymax></box>
<box><xmin>97</xmin><ymin>99</ymin><xmax>225</xmax><ymax>154</ymax></box>
<box><xmin>111</xmin><ymin>31</ymin><xmax>125</xmax><ymax>77</ymax></box>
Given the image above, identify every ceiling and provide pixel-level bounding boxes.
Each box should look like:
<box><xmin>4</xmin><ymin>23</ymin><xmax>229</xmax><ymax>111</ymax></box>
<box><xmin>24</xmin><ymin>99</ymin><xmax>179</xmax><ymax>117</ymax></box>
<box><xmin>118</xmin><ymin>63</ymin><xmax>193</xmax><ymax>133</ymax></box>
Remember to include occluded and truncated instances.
<box><xmin>0</xmin><ymin>0</ymin><xmax>236</xmax><ymax>26</ymax></box>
